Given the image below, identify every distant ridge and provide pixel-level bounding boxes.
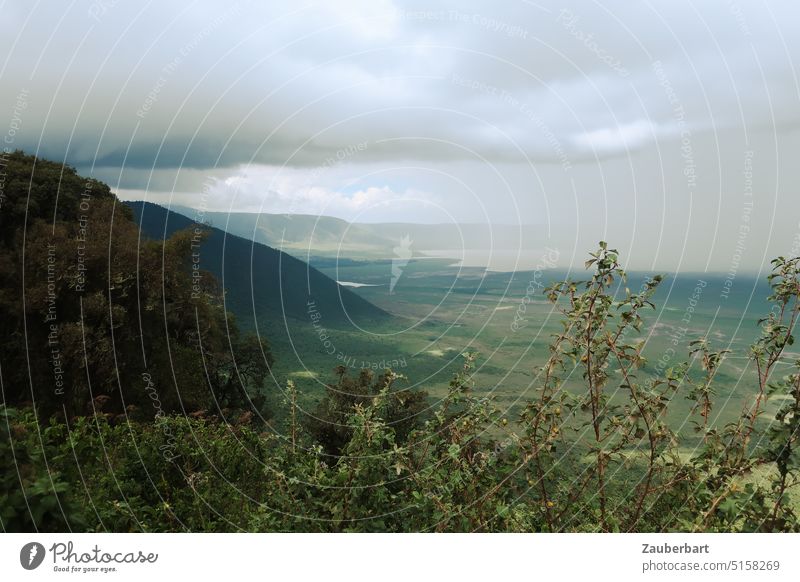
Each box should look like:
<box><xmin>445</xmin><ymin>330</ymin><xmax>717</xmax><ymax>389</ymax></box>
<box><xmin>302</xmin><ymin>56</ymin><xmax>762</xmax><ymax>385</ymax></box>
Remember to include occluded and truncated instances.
<box><xmin>127</xmin><ymin>201</ymin><xmax>389</xmax><ymax>328</ymax></box>
<box><xmin>163</xmin><ymin>206</ymin><xmax>538</xmax><ymax>259</ymax></box>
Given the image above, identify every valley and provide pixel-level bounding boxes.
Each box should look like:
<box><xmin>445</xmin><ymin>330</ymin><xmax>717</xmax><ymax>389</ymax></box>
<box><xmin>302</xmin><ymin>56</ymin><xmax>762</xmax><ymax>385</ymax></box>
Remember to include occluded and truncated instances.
<box><xmin>263</xmin><ymin>248</ymin><xmax>775</xmax><ymax>440</ymax></box>
<box><xmin>131</xmin><ymin>202</ymin><xmax>778</xmax><ymax>443</ymax></box>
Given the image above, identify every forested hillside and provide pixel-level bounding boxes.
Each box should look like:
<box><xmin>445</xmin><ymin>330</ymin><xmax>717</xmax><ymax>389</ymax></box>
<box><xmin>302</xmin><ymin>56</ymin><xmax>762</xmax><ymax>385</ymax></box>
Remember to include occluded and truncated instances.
<box><xmin>0</xmin><ymin>152</ymin><xmax>271</xmax><ymax>419</ymax></box>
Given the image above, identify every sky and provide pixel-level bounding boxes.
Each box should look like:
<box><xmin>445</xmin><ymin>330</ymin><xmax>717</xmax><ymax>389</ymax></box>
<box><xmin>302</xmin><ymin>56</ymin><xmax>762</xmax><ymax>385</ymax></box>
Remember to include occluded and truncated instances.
<box><xmin>2</xmin><ymin>0</ymin><xmax>800</xmax><ymax>271</ymax></box>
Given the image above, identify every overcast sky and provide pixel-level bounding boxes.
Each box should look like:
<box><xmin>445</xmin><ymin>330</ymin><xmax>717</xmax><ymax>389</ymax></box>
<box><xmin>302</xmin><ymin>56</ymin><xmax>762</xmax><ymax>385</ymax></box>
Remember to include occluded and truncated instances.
<box><xmin>2</xmin><ymin>0</ymin><xmax>800</xmax><ymax>271</ymax></box>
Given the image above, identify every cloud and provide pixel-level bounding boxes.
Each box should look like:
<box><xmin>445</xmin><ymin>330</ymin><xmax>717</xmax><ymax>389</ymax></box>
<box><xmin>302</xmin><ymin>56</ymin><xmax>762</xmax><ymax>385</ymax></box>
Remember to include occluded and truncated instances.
<box><xmin>2</xmin><ymin>0</ymin><xmax>798</xmax><ymax>177</ymax></box>
<box><xmin>118</xmin><ymin>162</ymin><xmax>440</xmax><ymax>223</ymax></box>
<box><xmin>571</xmin><ymin>120</ymin><xmax>656</xmax><ymax>155</ymax></box>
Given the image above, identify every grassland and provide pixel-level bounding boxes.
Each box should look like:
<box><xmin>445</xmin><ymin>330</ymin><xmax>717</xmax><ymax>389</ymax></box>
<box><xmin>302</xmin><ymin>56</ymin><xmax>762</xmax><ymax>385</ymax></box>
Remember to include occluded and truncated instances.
<box><xmin>261</xmin><ymin>255</ymin><xmax>780</xmax><ymax>445</ymax></box>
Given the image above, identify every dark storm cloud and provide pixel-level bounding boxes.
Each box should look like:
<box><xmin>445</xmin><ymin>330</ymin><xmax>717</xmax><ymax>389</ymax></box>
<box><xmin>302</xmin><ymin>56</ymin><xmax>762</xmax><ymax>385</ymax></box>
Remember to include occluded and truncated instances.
<box><xmin>2</xmin><ymin>0</ymin><xmax>798</xmax><ymax>179</ymax></box>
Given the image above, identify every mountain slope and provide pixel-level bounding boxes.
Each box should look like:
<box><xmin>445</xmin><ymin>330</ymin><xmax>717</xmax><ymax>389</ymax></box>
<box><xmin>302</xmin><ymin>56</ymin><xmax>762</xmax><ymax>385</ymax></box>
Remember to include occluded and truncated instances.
<box><xmin>127</xmin><ymin>202</ymin><xmax>389</xmax><ymax>328</ymax></box>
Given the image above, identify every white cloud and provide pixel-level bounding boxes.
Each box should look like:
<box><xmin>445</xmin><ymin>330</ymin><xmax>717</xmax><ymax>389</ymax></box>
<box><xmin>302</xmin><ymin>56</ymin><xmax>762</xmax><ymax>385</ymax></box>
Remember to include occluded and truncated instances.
<box><xmin>120</xmin><ymin>163</ymin><xmax>439</xmax><ymax>223</ymax></box>
<box><xmin>318</xmin><ymin>0</ymin><xmax>400</xmax><ymax>41</ymax></box>
<box><xmin>571</xmin><ymin>120</ymin><xmax>656</xmax><ymax>155</ymax></box>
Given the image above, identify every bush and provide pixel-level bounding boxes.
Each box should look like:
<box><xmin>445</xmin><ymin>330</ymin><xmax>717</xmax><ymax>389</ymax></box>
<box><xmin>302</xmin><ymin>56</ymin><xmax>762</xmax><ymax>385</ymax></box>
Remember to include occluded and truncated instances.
<box><xmin>2</xmin><ymin>244</ymin><xmax>799</xmax><ymax>532</ymax></box>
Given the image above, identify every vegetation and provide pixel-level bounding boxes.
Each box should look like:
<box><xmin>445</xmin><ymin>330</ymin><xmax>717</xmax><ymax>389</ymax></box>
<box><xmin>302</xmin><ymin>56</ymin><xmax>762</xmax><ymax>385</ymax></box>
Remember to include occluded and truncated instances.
<box><xmin>2</xmin><ymin>153</ymin><xmax>800</xmax><ymax>532</ymax></box>
<box><xmin>0</xmin><ymin>151</ymin><xmax>270</xmax><ymax>420</ymax></box>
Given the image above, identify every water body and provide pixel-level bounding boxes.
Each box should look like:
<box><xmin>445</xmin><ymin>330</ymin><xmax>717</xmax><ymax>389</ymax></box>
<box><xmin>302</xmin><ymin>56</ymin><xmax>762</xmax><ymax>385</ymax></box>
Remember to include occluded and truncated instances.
<box><xmin>338</xmin><ymin>281</ymin><xmax>383</xmax><ymax>288</ymax></box>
